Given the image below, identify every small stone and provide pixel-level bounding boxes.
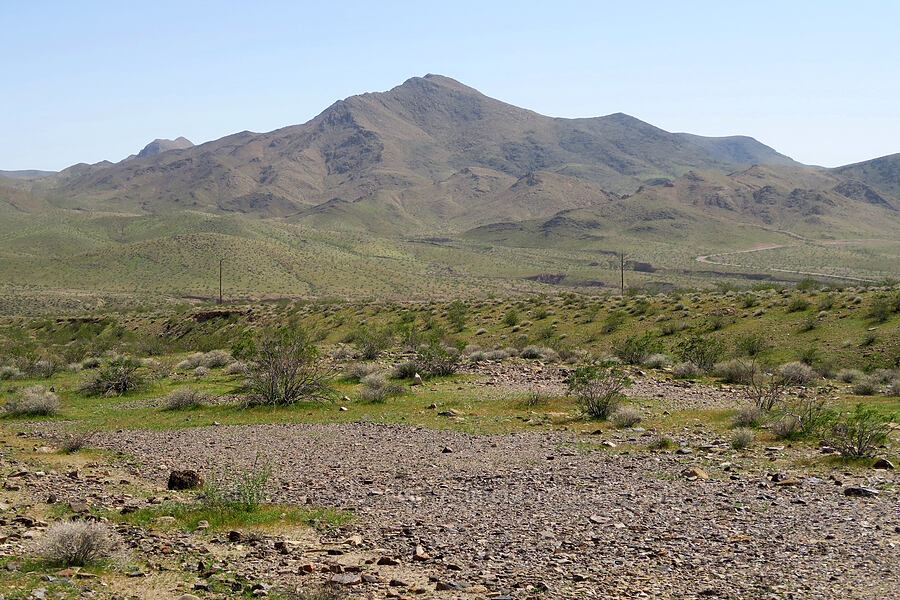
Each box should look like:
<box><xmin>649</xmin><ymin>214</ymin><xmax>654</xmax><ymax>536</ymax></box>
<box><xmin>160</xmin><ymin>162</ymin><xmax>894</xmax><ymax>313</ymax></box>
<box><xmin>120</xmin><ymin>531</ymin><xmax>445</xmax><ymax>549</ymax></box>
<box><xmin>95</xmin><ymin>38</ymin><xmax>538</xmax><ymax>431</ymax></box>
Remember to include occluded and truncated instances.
<box><xmin>675</xmin><ymin>447</ymin><xmax>693</xmax><ymax>455</ymax></box>
<box><xmin>412</xmin><ymin>373</ymin><xmax>424</xmax><ymax>386</ymax></box>
<box><xmin>329</xmin><ymin>573</ymin><xmax>361</xmax><ymax>585</ymax></box>
<box><xmin>681</xmin><ymin>467</ymin><xmax>709</xmax><ymax>480</ymax></box>
<box><xmin>177</xmin><ymin>595</ymin><xmax>201</xmax><ymax>600</ymax></box>
<box><xmin>68</xmin><ymin>501</ymin><xmax>89</xmax><ymax>514</ymax></box>
<box><xmin>126</xmin><ymin>570</ymin><xmax>144</xmax><ymax>578</ymax></box>
<box><xmin>438</xmin><ymin>409</ymin><xmax>459</xmax><ymax>417</ymax></box>
<box><xmin>390</xmin><ymin>579</ymin><xmax>410</xmax><ymax>587</ymax></box>
<box><xmin>377</xmin><ymin>556</ymin><xmax>400</xmax><ymax>566</ymax></box>
<box><xmin>227</xmin><ymin>530</ymin><xmax>242</xmax><ymax>542</ymax></box>
<box><xmin>196</xmin><ymin>520</ymin><xmax>209</xmax><ymax>530</ymax></box>
<box><xmin>155</xmin><ymin>516</ymin><xmax>177</xmax><ymax>524</ymax></box>
<box><xmin>298</xmin><ymin>563</ymin><xmax>316</xmax><ymax>573</ymax></box>
<box><xmin>441</xmin><ymin>447</ymin><xmax>454</xmax><ymax>453</ymax></box>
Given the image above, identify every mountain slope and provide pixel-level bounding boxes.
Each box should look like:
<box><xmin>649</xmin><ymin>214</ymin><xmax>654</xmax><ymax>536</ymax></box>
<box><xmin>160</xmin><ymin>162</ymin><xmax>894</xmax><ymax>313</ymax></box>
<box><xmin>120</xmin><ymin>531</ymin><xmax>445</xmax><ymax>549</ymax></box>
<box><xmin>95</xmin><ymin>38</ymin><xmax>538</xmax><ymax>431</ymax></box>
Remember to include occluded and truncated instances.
<box><xmin>30</xmin><ymin>74</ymin><xmax>805</xmax><ymax>218</ymax></box>
<box><xmin>135</xmin><ymin>136</ymin><xmax>194</xmax><ymax>159</ymax></box>
<box><xmin>832</xmin><ymin>153</ymin><xmax>900</xmax><ymax>207</ymax></box>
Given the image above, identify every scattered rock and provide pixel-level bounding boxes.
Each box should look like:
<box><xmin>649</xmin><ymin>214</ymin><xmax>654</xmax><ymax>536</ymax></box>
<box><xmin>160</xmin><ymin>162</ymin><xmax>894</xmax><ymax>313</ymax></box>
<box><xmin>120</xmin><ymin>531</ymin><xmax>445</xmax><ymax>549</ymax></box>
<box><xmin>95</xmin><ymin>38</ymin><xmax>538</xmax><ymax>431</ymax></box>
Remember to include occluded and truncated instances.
<box><xmin>844</xmin><ymin>487</ymin><xmax>879</xmax><ymax>497</ymax></box>
<box><xmin>681</xmin><ymin>467</ymin><xmax>709</xmax><ymax>480</ymax></box>
<box><xmin>872</xmin><ymin>458</ymin><xmax>895</xmax><ymax>470</ymax></box>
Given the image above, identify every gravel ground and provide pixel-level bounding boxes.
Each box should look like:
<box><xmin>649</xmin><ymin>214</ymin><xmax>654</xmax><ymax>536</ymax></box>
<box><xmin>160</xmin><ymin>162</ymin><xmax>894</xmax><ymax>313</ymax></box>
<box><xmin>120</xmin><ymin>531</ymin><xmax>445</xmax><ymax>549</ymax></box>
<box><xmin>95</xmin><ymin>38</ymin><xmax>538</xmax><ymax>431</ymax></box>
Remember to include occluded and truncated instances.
<box><xmin>95</xmin><ymin>421</ymin><xmax>899</xmax><ymax>599</ymax></box>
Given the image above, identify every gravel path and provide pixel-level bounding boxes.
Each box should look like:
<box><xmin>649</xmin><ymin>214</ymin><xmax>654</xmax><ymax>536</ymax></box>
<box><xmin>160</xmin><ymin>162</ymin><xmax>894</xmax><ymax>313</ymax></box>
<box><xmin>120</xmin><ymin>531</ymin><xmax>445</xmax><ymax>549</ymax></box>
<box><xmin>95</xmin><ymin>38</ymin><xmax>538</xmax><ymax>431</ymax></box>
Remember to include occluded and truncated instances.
<box><xmin>97</xmin><ymin>422</ymin><xmax>899</xmax><ymax>599</ymax></box>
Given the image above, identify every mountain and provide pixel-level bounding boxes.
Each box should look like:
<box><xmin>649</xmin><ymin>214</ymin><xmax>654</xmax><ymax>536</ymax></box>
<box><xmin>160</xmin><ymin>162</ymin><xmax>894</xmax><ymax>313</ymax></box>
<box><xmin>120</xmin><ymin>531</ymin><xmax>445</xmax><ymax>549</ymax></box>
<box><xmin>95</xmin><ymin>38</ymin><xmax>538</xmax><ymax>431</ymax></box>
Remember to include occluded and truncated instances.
<box><xmin>832</xmin><ymin>153</ymin><xmax>900</xmax><ymax>206</ymax></box>
<box><xmin>135</xmin><ymin>136</ymin><xmax>194</xmax><ymax>159</ymax></box>
<box><xmin>32</xmin><ymin>74</ymin><xmax>802</xmax><ymax>219</ymax></box>
<box><xmin>3</xmin><ymin>75</ymin><xmax>899</xmax><ymax>303</ymax></box>
<box><xmin>0</xmin><ymin>169</ymin><xmax>56</xmax><ymax>180</ymax></box>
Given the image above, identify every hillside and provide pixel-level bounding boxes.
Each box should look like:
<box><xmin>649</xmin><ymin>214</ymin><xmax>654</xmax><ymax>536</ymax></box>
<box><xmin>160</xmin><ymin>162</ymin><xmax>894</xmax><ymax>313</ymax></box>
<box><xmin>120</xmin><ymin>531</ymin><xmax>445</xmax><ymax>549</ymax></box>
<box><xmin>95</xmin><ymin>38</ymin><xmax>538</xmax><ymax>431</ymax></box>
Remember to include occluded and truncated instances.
<box><xmin>1</xmin><ymin>75</ymin><xmax>899</xmax><ymax>304</ymax></box>
<box><xmin>30</xmin><ymin>74</ymin><xmax>800</xmax><ymax>217</ymax></box>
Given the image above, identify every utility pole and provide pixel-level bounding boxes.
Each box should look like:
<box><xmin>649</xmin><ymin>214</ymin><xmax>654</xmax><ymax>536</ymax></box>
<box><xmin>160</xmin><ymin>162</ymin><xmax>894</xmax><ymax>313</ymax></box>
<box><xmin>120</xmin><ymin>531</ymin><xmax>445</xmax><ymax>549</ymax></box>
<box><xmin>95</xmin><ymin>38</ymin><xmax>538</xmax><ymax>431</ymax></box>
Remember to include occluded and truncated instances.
<box><xmin>620</xmin><ymin>252</ymin><xmax>625</xmax><ymax>297</ymax></box>
<box><xmin>218</xmin><ymin>257</ymin><xmax>225</xmax><ymax>305</ymax></box>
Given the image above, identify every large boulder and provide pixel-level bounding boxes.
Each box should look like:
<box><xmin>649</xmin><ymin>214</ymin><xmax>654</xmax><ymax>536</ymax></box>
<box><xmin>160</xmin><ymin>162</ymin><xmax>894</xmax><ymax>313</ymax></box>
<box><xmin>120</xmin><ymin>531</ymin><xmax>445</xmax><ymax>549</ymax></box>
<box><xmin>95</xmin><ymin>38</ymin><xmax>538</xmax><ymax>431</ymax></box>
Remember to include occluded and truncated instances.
<box><xmin>167</xmin><ymin>469</ymin><xmax>203</xmax><ymax>490</ymax></box>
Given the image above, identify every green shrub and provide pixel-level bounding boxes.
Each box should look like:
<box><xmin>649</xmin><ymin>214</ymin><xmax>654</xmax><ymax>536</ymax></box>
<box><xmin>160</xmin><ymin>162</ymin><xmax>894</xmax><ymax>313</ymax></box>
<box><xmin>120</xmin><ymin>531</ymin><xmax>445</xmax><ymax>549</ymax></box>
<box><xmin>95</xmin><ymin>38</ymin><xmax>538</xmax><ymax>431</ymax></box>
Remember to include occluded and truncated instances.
<box><xmin>80</xmin><ymin>355</ymin><xmax>146</xmax><ymax>396</ymax></box>
<box><xmin>503</xmin><ymin>309</ymin><xmax>521</xmax><ymax>327</ymax></box>
<box><xmin>643</xmin><ymin>353</ymin><xmax>670</xmax><ymax>369</ymax></box>
<box><xmin>676</xmin><ymin>335</ymin><xmax>724</xmax><ymax>372</ymax></box>
<box><xmin>837</xmin><ymin>368</ymin><xmax>863</xmax><ymax>383</ymax></box>
<box><xmin>827</xmin><ymin>404</ymin><xmax>892</xmax><ymax>458</ymax></box>
<box><xmin>352</xmin><ymin>327</ymin><xmax>392</xmax><ymax>360</ymax></box>
<box><xmin>786</xmin><ymin>297</ymin><xmax>810</xmax><ymax>312</ymax></box>
<box><xmin>203</xmin><ymin>455</ymin><xmax>272</xmax><ymax>511</ymax></box>
<box><xmin>391</xmin><ymin>360</ymin><xmax>420</xmax><ymax>379</ymax></box>
<box><xmin>0</xmin><ymin>365</ymin><xmax>23</xmax><ymax>380</ymax></box>
<box><xmin>446</xmin><ymin>300</ymin><xmax>468</xmax><ymax>332</ymax></box>
<box><xmin>415</xmin><ymin>343</ymin><xmax>460</xmax><ymax>377</ymax></box>
<box><xmin>567</xmin><ymin>365</ymin><xmax>629</xmax><ymax>420</ymax></box>
<box><xmin>731</xmin><ymin>405</ymin><xmax>764</xmax><ymax>427</ymax></box>
<box><xmin>612</xmin><ymin>334</ymin><xmax>662</xmax><ymax>365</ymax></box>
<box><xmin>867</xmin><ymin>297</ymin><xmax>893</xmax><ymax>323</ymax></box>
<box><xmin>242</xmin><ymin>330</ymin><xmax>336</xmax><ymax>407</ymax></box>
<box><xmin>735</xmin><ymin>334</ymin><xmax>770</xmax><ymax>357</ymax></box>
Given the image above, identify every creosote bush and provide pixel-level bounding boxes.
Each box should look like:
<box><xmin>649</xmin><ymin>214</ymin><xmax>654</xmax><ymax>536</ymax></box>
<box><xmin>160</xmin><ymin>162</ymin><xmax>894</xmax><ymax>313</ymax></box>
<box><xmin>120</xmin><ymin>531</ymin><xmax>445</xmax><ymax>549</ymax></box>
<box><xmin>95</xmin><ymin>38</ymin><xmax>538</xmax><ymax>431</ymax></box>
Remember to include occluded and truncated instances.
<box><xmin>203</xmin><ymin>454</ymin><xmax>272</xmax><ymax>511</ymax></box>
<box><xmin>612</xmin><ymin>334</ymin><xmax>662</xmax><ymax>365</ymax></box>
<box><xmin>4</xmin><ymin>386</ymin><xmax>61</xmax><ymax>417</ymax></box>
<box><xmin>567</xmin><ymin>365</ymin><xmax>629</xmax><ymax>420</ymax></box>
<box><xmin>827</xmin><ymin>403</ymin><xmax>892</xmax><ymax>458</ymax></box>
<box><xmin>642</xmin><ymin>353</ymin><xmax>670</xmax><ymax>369</ymax></box>
<box><xmin>80</xmin><ymin>355</ymin><xmax>144</xmax><ymax>396</ymax></box>
<box><xmin>732</xmin><ymin>405</ymin><xmax>764</xmax><ymax>427</ymax></box>
<box><xmin>837</xmin><ymin>368</ymin><xmax>863</xmax><ymax>383</ymax></box>
<box><xmin>242</xmin><ymin>330</ymin><xmax>336</xmax><ymax>407</ymax></box>
<box><xmin>36</xmin><ymin>520</ymin><xmax>119</xmax><ymax>567</ymax></box>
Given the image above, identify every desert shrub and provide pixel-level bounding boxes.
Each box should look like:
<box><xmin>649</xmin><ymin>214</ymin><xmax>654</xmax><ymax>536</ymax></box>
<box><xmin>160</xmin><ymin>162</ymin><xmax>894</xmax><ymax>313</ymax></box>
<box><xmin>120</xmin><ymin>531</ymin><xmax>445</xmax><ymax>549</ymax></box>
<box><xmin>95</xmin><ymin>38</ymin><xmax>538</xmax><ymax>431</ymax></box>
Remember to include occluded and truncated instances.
<box><xmin>837</xmin><ymin>368</ymin><xmax>863</xmax><ymax>383</ymax></box>
<box><xmin>180</xmin><ymin>352</ymin><xmax>206</xmax><ymax>369</ymax></box>
<box><xmin>59</xmin><ymin>430</ymin><xmax>93</xmax><ymax>453</ymax></box>
<box><xmin>851</xmin><ymin>376</ymin><xmax>879</xmax><ymax>396</ymax></box>
<box><xmin>600</xmin><ymin>311</ymin><xmax>626</xmax><ymax>334</ymax></box>
<box><xmin>786</xmin><ymin>297</ymin><xmax>810</xmax><ymax>312</ymax></box>
<box><xmin>780</xmin><ymin>397</ymin><xmax>833</xmax><ymax>437</ymax></box>
<box><xmin>200</xmin><ymin>350</ymin><xmax>233</xmax><ymax>368</ymax></box>
<box><xmin>0</xmin><ymin>365</ymin><xmax>23</xmax><ymax>380</ymax></box>
<box><xmin>467</xmin><ymin>350</ymin><xmax>488</xmax><ymax>362</ymax></box>
<box><xmin>732</xmin><ymin>405</ymin><xmax>764</xmax><ymax>427</ymax></box>
<box><xmin>730</xmin><ymin>428</ymin><xmax>755</xmax><ymax>449</ymax></box>
<box><xmin>193</xmin><ymin>366</ymin><xmax>209</xmax><ymax>377</ymax></box>
<box><xmin>707</xmin><ymin>314</ymin><xmax>728</xmax><ymax>331</ymax></box>
<box><xmin>284</xmin><ymin>586</ymin><xmax>347</xmax><ymax>600</ymax></box>
<box><xmin>567</xmin><ymin>365</ymin><xmax>629</xmax><ymax>420</ymax></box>
<box><xmin>503</xmin><ymin>309</ymin><xmax>521</xmax><ymax>327</ymax></box>
<box><xmin>886</xmin><ymin>378</ymin><xmax>900</xmax><ymax>397</ymax></box>
<box><xmin>36</xmin><ymin>520</ymin><xmax>119</xmax><ymax>567</ymax></box>
<box><xmin>357</xmin><ymin>373</ymin><xmax>405</xmax><ymax>403</ymax></box>
<box><xmin>673</xmin><ymin>361</ymin><xmax>701</xmax><ymax>379</ymax></box>
<box><xmin>827</xmin><ymin>404</ymin><xmax>892</xmax><ymax>458</ymax></box>
<box><xmin>867</xmin><ymin>297</ymin><xmax>893</xmax><ymax>323</ymax></box>
<box><xmin>203</xmin><ymin>454</ymin><xmax>272</xmax><ymax>511</ymax></box>
<box><xmin>643</xmin><ymin>353</ymin><xmax>670</xmax><ymax>369</ymax></box>
<box><xmin>735</xmin><ymin>334</ymin><xmax>769</xmax><ymax>357</ymax></box>
<box><xmin>484</xmin><ymin>349</ymin><xmax>512</xmax><ymax>361</ymax></box>
<box><xmin>771</xmin><ymin>415</ymin><xmax>802</xmax><ymax>440</ymax></box>
<box><xmin>676</xmin><ymin>335</ymin><xmax>724</xmax><ymax>372</ymax></box>
<box><xmin>163</xmin><ymin>388</ymin><xmax>208</xmax><ymax>411</ymax></box>
<box><xmin>797</xmin><ymin>314</ymin><xmax>818</xmax><ymax>332</ymax></box>
<box><xmin>658</xmin><ymin>320</ymin><xmax>687</xmax><ymax>336</ymax></box>
<box><xmin>242</xmin><ymin>330</ymin><xmax>336</xmax><ymax>407</ymax></box>
<box><xmin>80</xmin><ymin>355</ymin><xmax>145</xmax><ymax>396</ymax></box>
<box><xmin>415</xmin><ymin>343</ymin><xmax>460</xmax><ymax>377</ymax></box>
<box><xmin>446</xmin><ymin>300</ymin><xmax>468</xmax><ymax>332</ymax></box>
<box><xmin>612</xmin><ymin>334</ymin><xmax>662</xmax><ymax>365</ymax></box>
<box><xmin>777</xmin><ymin>361</ymin><xmax>817</xmax><ymax>386</ymax></box>
<box><xmin>330</xmin><ymin>345</ymin><xmax>356</xmax><ymax>360</ymax></box>
<box><xmin>519</xmin><ymin>345</ymin><xmax>558</xmax><ymax>362</ymax></box>
<box><xmin>175</xmin><ymin>360</ymin><xmax>193</xmax><ymax>371</ymax></box>
<box><xmin>744</xmin><ymin>373</ymin><xmax>786</xmax><ymax>412</ymax></box>
<box><xmin>224</xmin><ymin>361</ymin><xmax>247</xmax><ymax>376</ymax></box>
<box><xmin>610</xmin><ymin>405</ymin><xmax>642</xmax><ymax>428</ymax></box>
<box><xmin>714</xmin><ymin>359</ymin><xmax>756</xmax><ymax>384</ymax></box>
<box><xmin>391</xmin><ymin>360</ymin><xmax>420</xmax><ymax>379</ymax></box>
<box><xmin>345</xmin><ymin>362</ymin><xmax>378</xmax><ymax>381</ymax></box>
<box><xmin>4</xmin><ymin>386</ymin><xmax>61</xmax><ymax>417</ymax></box>
<box><xmin>532</xmin><ymin>307</ymin><xmax>550</xmax><ymax>320</ymax></box>
<box><xmin>352</xmin><ymin>327</ymin><xmax>392</xmax><ymax>360</ymax></box>
<box><xmin>872</xmin><ymin>368</ymin><xmax>899</xmax><ymax>383</ymax></box>
<box><xmin>648</xmin><ymin>435</ymin><xmax>674</xmax><ymax>450</ymax></box>
<box><xmin>522</xmin><ymin>389</ymin><xmax>549</xmax><ymax>407</ymax></box>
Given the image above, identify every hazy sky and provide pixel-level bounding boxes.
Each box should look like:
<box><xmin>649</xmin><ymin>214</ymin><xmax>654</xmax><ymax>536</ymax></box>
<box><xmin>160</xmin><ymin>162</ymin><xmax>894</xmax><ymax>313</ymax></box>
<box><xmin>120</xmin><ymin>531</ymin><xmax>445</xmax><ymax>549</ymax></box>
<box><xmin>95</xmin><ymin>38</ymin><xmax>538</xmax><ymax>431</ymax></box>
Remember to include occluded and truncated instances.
<box><xmin>3</xmin><ymin>1</ymin><xmax>898</xmax><ymax>171</ymax></box>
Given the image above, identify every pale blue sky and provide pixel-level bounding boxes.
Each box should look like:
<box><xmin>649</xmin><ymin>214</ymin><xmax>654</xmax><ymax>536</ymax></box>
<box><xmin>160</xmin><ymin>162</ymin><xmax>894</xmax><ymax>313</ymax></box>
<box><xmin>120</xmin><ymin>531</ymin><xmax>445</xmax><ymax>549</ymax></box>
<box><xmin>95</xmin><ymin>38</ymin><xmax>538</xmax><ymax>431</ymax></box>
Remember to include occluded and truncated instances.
<box><xmin>2</xmin><ymin>1</ymin><xmax>897</xmax><ymax>171</ymax></box>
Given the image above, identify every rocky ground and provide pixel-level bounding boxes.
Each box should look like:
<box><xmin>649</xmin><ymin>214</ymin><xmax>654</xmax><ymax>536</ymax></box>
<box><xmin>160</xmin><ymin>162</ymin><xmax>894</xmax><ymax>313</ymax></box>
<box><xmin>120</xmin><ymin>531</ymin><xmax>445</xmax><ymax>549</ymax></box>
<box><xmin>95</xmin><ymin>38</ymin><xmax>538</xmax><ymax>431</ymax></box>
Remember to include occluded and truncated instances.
<box><xmin>1</xmin><ymin>362</ymin><xmax>897</xmax><ymax>600</ymax></box>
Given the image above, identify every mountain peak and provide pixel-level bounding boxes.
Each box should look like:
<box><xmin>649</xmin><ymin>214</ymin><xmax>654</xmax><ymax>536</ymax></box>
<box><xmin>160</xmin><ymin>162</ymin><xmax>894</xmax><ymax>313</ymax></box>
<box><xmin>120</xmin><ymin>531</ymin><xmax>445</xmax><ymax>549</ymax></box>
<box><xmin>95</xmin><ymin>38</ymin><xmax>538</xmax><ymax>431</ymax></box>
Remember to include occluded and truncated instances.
<box><xmin>136</xmin><ymin>136</ymin><xmax>194</xmax><ymax>159</ymax></box>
